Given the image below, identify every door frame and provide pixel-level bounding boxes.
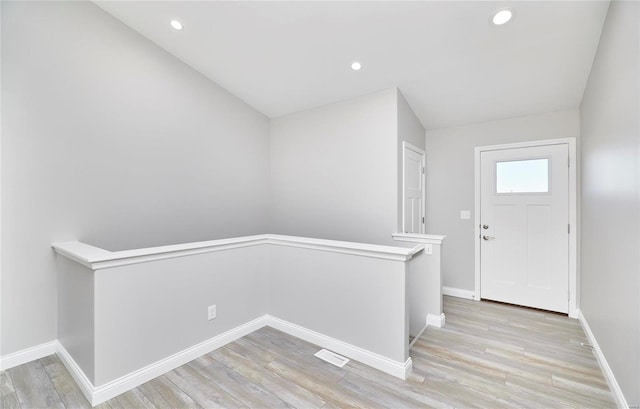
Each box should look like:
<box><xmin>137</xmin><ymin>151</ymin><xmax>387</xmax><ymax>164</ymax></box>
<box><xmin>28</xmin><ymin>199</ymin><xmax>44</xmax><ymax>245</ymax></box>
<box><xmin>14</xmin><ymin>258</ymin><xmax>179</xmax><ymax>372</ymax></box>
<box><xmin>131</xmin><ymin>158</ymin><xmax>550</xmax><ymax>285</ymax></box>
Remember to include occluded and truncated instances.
<box><xmin>402</xmin><ymin>141</ymin><xmax>426</xmax><ymax>234</ymax></box>
<box><xmin>474</xmin><ymin>138</ymin><xmax>577</xmax><ymax>318</ymax></box>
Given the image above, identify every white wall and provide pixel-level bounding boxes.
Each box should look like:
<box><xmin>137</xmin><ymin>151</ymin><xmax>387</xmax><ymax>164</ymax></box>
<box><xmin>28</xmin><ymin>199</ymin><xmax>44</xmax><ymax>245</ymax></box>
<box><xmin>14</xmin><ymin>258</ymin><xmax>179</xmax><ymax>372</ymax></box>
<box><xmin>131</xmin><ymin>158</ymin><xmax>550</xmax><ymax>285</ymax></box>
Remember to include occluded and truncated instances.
<box><xmin>425</xmin><ymin>110</ymin><xmax>580</xmax><ymax>290</ymax></box>
<box><xmin>0</xmin><ymin>0</ymin><xmax>4</xmax><ymax>364</ymax></box>
<box><xmin>94</xmin><ymin>246</ymin><xmax>268</xmax><ymax>385</ymax></box>
<box><xmin>580</xmin><ymin>0</ymin><xmax>640</xmax><ymax>404</ymax></box>
<box><xmin>1</xmin><ymin>1</ymin><xmax>270</xmax><ymax>355</ymax></box>
<box><xmin>52</xmin><ymin>235</ymin><xmax>419</xmax><ymax>390</ymax></box>
<box><xmin>269</xmin><ymin>89</ymin><xmax>399</xmax><ymax>245</ymax></box>
<box><xmin>406</xmin><ymin>246</ymin><xmax>441</xmax><ymax>336</ymax></box>
<box><xmin>267</xmin><ymin>244</ymin><xmax>408</xmax><ymax>363</ymax></box>
<box><xmin>57</xmin><ymin>257</ymin><xmax>95</xmax><ymax>383</ymax></box>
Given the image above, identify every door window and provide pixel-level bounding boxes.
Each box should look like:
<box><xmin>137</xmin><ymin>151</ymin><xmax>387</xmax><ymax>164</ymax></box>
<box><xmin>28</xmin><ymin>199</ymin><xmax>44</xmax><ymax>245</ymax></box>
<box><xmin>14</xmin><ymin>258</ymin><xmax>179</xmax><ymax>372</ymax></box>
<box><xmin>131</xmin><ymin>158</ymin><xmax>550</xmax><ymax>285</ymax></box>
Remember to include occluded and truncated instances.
<box><xmin>496</xmin><ymin>158</ymin><xmax>549</xmax><ymax>194</ymax></box>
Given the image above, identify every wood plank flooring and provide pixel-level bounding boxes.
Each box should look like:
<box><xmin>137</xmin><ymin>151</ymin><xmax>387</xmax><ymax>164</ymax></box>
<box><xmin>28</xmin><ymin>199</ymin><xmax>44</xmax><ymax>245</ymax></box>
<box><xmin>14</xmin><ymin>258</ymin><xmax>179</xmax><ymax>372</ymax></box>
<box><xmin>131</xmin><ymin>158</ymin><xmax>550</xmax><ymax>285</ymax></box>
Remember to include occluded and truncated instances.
<box><xmin>2</xmin><ymin>296</ymin><xmax>615</xmax><ymax>408</ymax></box>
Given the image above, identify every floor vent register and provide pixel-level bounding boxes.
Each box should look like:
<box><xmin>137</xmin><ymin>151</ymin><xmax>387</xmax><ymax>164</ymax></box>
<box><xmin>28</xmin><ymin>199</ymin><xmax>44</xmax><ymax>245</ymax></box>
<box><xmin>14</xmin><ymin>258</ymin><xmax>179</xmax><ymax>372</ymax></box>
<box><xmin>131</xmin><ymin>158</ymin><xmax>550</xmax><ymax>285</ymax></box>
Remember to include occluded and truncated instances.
<box><xmin>314</xmin><ymin>349</ymin><xmax>350</xmax><ymax>368</ymax></box>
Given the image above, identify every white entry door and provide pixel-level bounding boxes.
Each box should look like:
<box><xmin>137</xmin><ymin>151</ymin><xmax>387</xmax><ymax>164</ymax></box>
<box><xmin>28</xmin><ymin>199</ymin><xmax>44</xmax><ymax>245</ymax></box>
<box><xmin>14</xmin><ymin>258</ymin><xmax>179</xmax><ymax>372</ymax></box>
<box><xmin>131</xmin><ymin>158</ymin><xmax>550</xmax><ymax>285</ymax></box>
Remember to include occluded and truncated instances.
<box><xmin>480</xmin><ymin>143</ymin><xmax>569</xmax><ymax>313</ymax></box>
<box><xmin>403</xmin><ymin>142</ymin><xmax>425</xmax><ymax>234</ymax></box>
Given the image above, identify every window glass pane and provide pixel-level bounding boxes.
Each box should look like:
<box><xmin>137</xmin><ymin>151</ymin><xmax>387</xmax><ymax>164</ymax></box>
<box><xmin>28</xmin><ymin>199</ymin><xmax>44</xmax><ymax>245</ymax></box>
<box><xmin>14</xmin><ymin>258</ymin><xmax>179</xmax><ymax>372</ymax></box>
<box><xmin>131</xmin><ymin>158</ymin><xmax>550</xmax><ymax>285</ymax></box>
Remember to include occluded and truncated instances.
<box><xmin>496</xmin><ymin>158</ymin><xmax>549</xmax><ymax>193</ymax></box>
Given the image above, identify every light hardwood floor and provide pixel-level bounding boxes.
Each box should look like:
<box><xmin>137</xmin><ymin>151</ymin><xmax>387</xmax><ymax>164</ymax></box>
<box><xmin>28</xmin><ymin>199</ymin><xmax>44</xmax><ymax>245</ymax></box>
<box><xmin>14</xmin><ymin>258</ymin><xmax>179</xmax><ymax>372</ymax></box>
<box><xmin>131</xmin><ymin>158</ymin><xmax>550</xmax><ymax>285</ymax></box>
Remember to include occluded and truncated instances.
<box><xmin>2</xmin><ymin>296</ymin><xmax>615</xmax><ymax>408</ymax></box>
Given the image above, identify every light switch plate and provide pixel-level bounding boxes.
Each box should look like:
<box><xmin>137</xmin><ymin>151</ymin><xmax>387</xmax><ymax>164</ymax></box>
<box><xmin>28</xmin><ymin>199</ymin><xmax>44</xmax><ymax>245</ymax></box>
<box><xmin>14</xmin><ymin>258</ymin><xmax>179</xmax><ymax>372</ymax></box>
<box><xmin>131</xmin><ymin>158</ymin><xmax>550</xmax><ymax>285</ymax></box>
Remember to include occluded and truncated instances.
<box><xmin>460</xmin><ymin>210</ymin><xmax>471</xmax><ymax>220</ymax></box>
<box><xmin>208</xmin><ymin>305</ymin><xmax>216</xmax><ymax>320</ymax></box>
<box><xmin>424</xmin><ymin>244</ymin><xmax>433</xmax><ymax>255</ymax></box>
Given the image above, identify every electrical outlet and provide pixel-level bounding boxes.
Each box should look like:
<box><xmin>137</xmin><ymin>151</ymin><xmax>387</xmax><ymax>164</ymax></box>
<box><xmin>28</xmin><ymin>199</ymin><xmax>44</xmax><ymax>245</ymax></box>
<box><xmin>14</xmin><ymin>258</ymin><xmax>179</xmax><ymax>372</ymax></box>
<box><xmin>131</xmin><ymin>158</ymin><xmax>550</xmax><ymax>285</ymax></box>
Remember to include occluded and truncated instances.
<box><xmin>460</xmin><ymin>210</ymin><xmax>471</xmax><ymax>220</ymax></box>
<box><xmin>207</xmin><ymin>305</ymin><xmax>216</xmax><ymax>320</ymax></box>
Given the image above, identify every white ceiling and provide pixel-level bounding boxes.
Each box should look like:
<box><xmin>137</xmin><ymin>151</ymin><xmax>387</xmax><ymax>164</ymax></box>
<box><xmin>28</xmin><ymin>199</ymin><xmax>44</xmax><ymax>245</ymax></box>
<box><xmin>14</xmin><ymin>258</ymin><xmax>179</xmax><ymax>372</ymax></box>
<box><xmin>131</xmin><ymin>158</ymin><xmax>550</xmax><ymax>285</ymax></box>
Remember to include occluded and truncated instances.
<box><xmin>95</xmin><ymin>1</ymin><xmax>609</xmax><ymax>129</ymax></box>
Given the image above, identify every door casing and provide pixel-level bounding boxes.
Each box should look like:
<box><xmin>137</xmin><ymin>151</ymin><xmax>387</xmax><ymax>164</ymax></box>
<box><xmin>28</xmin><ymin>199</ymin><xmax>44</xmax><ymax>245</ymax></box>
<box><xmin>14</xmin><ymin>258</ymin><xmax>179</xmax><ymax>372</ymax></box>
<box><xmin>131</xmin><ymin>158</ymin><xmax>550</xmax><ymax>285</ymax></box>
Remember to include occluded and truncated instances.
<box><xmin>402</xmin><ymin>141</ymin><xmax>426</xmax><ymax>234</ymax></box>
<box><xmin>474</xmin><ymin>138</ymin><xmax>578</xmax><ymax>318</ymax></box>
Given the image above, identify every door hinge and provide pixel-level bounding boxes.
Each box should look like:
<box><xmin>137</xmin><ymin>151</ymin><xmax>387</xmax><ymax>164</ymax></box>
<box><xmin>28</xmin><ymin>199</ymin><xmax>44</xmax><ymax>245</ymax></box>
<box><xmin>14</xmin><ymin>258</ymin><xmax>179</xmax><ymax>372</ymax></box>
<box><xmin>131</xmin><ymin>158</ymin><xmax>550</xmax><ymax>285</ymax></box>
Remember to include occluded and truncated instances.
<box><xmin>422</xmin><ymin>217</ymin><xmax>425</xmax><ymax>224</ymax></box>
<box><xmin>422</xmin><ymin>167</ymin><xmax>425</xmax><ymax>174</ymax></box>
<box><xmin>568</xmin><ymin>224</ymin><xmax>570</xmax><ymax>234</ymax></box>
<box><xmin>568</xmin><ymin>156</ymin><xmax>570</xmax><ymax>167</ymax></box>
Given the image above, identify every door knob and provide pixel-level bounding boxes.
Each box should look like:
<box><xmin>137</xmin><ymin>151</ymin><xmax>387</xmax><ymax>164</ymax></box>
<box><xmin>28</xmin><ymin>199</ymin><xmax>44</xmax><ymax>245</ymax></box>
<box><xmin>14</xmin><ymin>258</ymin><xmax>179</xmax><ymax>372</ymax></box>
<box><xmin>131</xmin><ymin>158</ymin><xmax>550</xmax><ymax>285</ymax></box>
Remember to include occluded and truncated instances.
<box><xmin>482</xmin><ymin>224</ymin><xmax>489</xmax><ymax>229</ymax></box>
<box><xmin>482</xmin><ymin>235</ymin><xmax>495</xmax><ymax>241</ymax></box>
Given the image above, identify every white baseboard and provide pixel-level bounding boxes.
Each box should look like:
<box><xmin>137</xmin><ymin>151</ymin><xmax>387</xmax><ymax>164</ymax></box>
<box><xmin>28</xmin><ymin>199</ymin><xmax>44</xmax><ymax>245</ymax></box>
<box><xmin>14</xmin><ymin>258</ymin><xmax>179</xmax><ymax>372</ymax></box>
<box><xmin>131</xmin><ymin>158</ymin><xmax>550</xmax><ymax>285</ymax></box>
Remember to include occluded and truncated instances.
<box><xmin>265</xmin><ymin>315</ymin><xmax>412</xmax><ymax>380</ymax></box>
<box><xmin>56</xmin><ymin>341</ymin><xmax>95</xmax><ymax>404</ymax></box>
<box><xmin>442</xmin><ymin>286</ymin><xmax>476</xmax><ymax>300</ymax></box>
<box><xmin>5</xmin><ymin>315</ymin><xmax>412</xmax><ymax>406</ymax></box>
<box><xmin>59</xmin><ymin>316</ymin><xmax>268</xmax><ymax>407</ymax></box>
<box><xmin>577</xmin><ymin>309</ymin><xmax>628</xmax><ymax>409</ymax></box>
<box><xmin>426</xmin><ymin>313</ymin><xmax>445</xmax><ymax>328</ymax></box>
<box><xmin>409</xmin><ymin>325</ymin><xmax>428</xmax><ymax>349</ymax></box>
<box><xmin>0</xmin><ymin>340</ymin><xmax>58</xmax><ymax>371</ymax></box>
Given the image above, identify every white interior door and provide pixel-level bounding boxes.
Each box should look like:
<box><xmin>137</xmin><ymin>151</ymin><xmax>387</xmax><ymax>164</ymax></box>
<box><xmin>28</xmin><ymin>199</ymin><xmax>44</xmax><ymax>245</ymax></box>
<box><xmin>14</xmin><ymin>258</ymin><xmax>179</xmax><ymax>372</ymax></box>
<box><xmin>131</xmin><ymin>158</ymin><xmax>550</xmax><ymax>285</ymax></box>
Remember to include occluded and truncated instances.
<box><xmin>480</xmin><ymin>144</ymin><xmax>569</xmax><ymax>313</ymax></box>
<box><xmin>403</xmin><ymin>143</ymin><xmax>425</xmax><ymax>234</ymax></box>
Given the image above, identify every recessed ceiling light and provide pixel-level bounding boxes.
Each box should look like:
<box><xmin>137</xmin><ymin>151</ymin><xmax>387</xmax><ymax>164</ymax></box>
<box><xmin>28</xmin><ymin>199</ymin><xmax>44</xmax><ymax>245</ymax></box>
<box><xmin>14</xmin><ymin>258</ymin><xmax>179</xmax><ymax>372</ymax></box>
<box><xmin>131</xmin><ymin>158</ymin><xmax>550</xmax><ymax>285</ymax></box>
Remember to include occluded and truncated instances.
<box><xmin>170</xmin><ymin>20</ymin><xmax>183</xmax><ymax>30</ymax></box>
<box><xmin>351</xmin><ymin>62</ymin><xmax>362</xmax><ymax>71</ymax></box>
<box><xmin>492</xmin><ymin>9</ymin><xmax>512</xmax><ymax>26</ymax></box>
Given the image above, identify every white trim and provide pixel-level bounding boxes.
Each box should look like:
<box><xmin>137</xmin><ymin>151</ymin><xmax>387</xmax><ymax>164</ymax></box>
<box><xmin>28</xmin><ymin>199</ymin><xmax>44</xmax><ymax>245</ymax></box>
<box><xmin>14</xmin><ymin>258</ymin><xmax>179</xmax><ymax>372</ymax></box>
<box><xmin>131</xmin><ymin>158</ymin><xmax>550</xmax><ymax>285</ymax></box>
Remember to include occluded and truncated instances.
<box><xmin>267</xmin><ymin>235</ymin><xmax>424</xmax><ymax>262</ymax></box>
<box><xmin>56</xmin><ymin>341</ymin><xmax>95</xmax><ymax>405</ymax></box>
<box><xmin>426</xmin><ymin>313</ymin><xmax>446</xmax><ymax>328</ymax></box>
<box><xmin>474</xmin><ymin>147</ymin><xmax>482</xmax><ymax>300</ymax></box>
<box><xmin>58</xmin><ymin>316</ymin><xmax>268</xmax><ymax>406</ymax></box>
<box><xmin>408</xmin><ymin>325</ymin><xmax>428</xmax><ymax>349</ymax></box>
<box><xmin>264</xmin><ymin>315</ymin><xmax>412</xmax><ymax>380</ymax></box>
<box><xmin>52</xmin><ymin>234</ymin><xmax>424</xmax><ymax>269</ymax></box>
<box><xmin>51</xmin><ymin>237</ymin><xmax>269</xmax><ymax>270</ymax></box>
<box><xmin>567</xmin><ymin>138</ymin><xmax>578</xmax><ymax>318</ymax></box>
<box><xmin>473</xmin><ymin>138</ymin><xmax>577</xmax><ymax>152</ymax></box>
<box><xmin>0</xmin><ymin>340</ymin><xmax>57</xmax><ymax>371</ymax></box>
<box><xmin>401</xmin><ymin>141</ymin><xmax>426</xmax><ymax>234</ymax></box>
<box><xmin>442</xmin><ymin>286</ymin><xmax>477</xmax><ymax>300</ymax></box>
<box><xmin>577</xmin><ymin>310</ymin><xmax>628</xmax><ymax>409</ymax></box>
<box><xmin>474</xmin><ymin>138</ymin><xmax>578</xmax><ymax>317</ymax></box>
<box><xmin>0</xmin><ymin>2</ymin><xmax>3</xmax><ymax>367</ymax></box>
<box><xmin>10</xmin><ymin>315</ymin><xmax>413</xmax><ymax>406</ymax></box>
<box><xmin>391</xmin><ymin>233</ymin><xmax>446</xmax><ymax>245</ymax></box>
<box><xmin>0</xmin><ymin>1</ymin><xmax>4</xmax><ymax>371</ymax></box>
